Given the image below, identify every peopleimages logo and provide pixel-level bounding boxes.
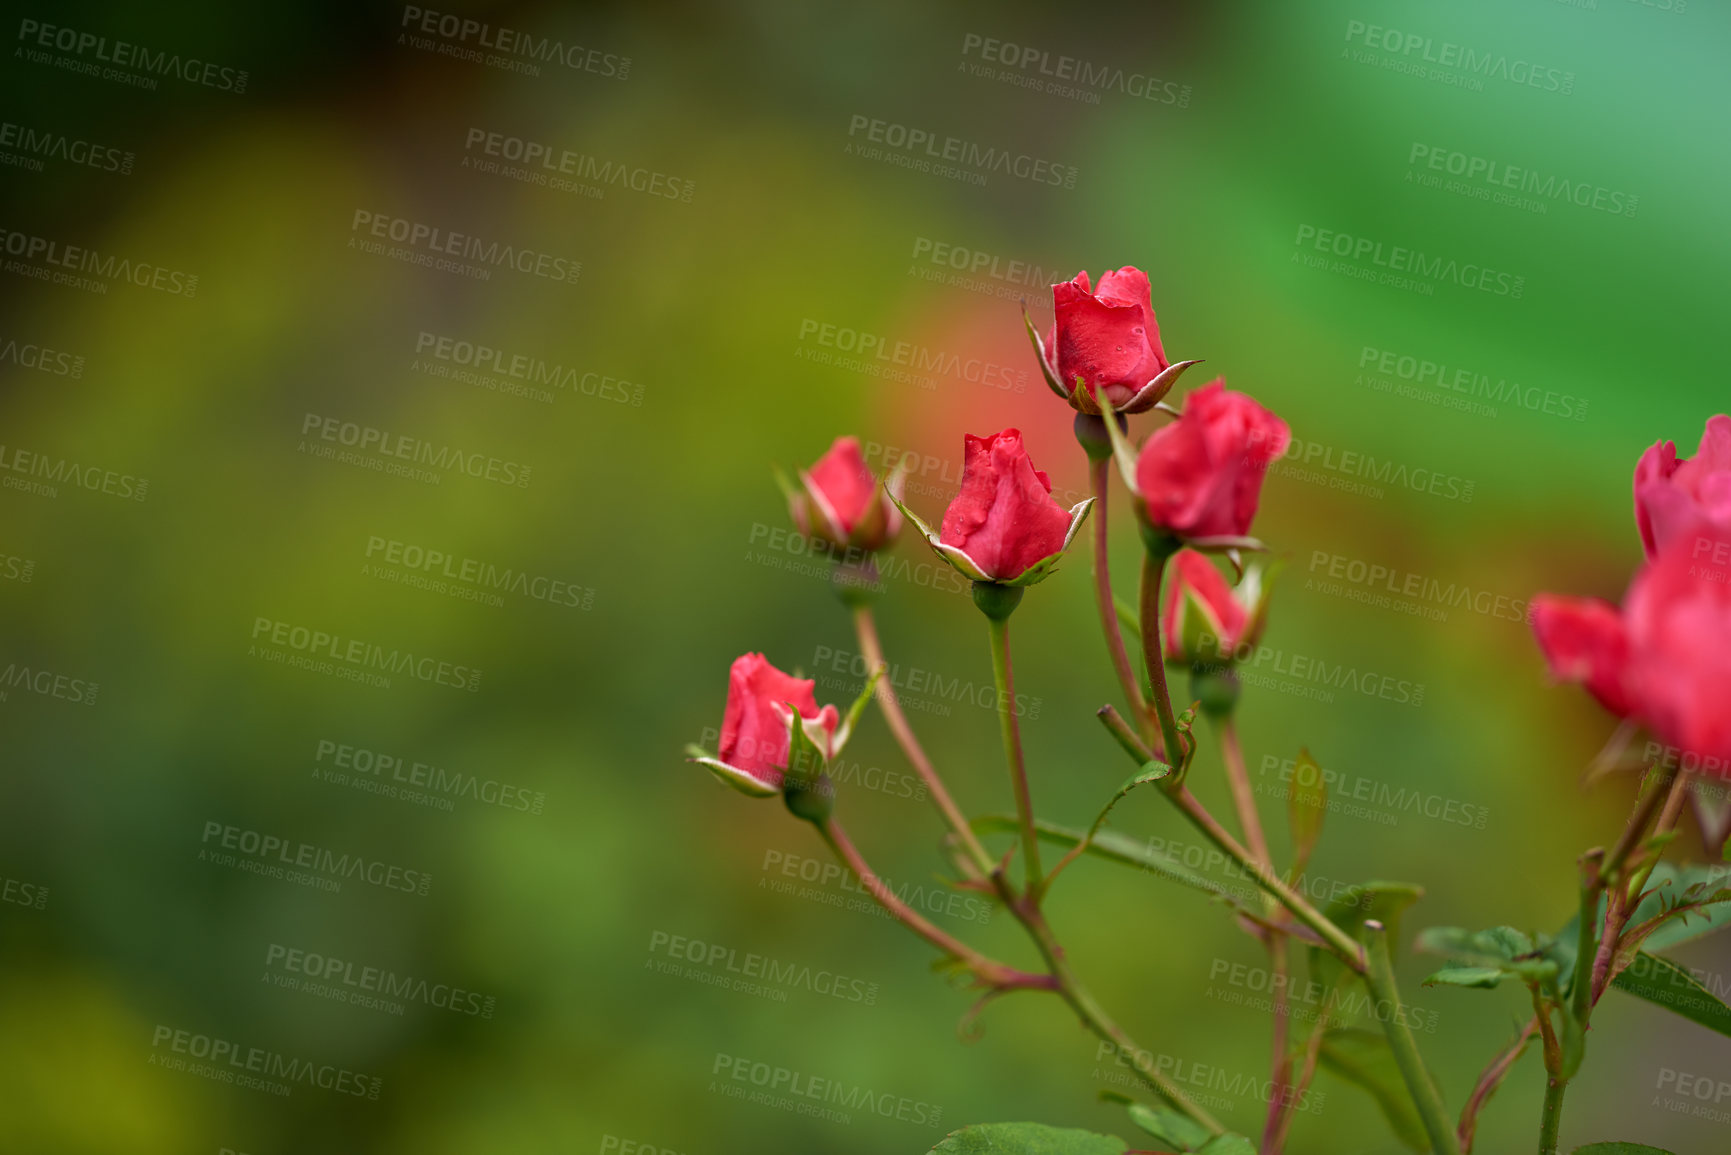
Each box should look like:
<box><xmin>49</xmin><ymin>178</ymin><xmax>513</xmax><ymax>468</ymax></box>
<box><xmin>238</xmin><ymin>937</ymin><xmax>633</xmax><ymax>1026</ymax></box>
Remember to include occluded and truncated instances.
<box><xmin>0</xmin><ymin>333</ymin><xmax>85</xmax><ymax>377</ymax></box>
<box><xmin>398</xmin><ymin>6</ymin><xmax>630</xmax><ymax>78</ymax></box>
<box><xmin>249</xmin><ymin>616</ymin><xmax>482</xmax><ymax>692</ymax></box>
<box><xmin>845</xmin><ymin>114</ymin><xmax>1078</xmax><ymax>188</ymax></box>
<box><xmin>349</xmin><ymin>210</ymin><xmax>581</xmax><ymax>284</ymax></box>
<box><xmin>1342</xmin><ymin>19</ymin><xmax>1575</xmax><ymax>95</ymax></box>
<box><xmin>0</xmin><ymin>119</ymin><xmax>133</xmax><ymax>174</ymax></box>
<box><xmin>264</xmin><ymin>942</ymin><xmax>496</xmax><ymax>1018</ymax></box>
<box><xmin>149</xmin><ymin>1024</ymin><xmax>381</xmax><ymax>1098</ymax></box>
<box><xmin>199</xmin><ymin>820</ymin><xmax>434</xmax><ymax>895</ymax></box>
<box><xmin>16</xmin><ymin>18</ymin><xmax>250</xmax><ymax>92</ymax></box>
<box><xmin>1293</xmin><ymin>224</ymin><xmax>1524</xmax><ymax>298</ymax></box>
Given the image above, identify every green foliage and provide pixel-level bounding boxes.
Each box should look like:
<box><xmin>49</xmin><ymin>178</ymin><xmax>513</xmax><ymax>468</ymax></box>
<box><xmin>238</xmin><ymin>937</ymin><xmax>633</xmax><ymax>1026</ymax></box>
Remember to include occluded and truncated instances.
<box><xmin>1286</xmin><ymin>748</ymin><xmax>1327</xmax><ymax>877</ymax></box>
<box><xmin>1569</xmin><ymin>1144</ymin><xmax>1676</xmax><ymax>1154</ymax></box>
<box><xmin>1317</xmin><ymin>1028</ymin><xmax>1431</xmax><ymax>1151</ymax></box>
<box><xmin>1422</xmin><ymin>966</ymin><xmax>1509</xmax><ymax>990</ymax></box>
<box><xmin>1119</xmin><ymin>1099</ymin><xmax>1212</xmax><ymax>1150</ymax></box>
<box><xmin>1311</xmin><ymin>881</ymin><xmax>1424</xmax><ymax>991</ymax></box>
<box><xmin>927</xmin><ymin>1122</ymin><xmax>1127</xmax><ymax>1153</ymax></box>
<box><xmin>1611</xmin><ymin>952</ymin><xmax>1731</xmax><ymax>1039</ymax></box>
<box><xmin>1415</xmin><ymin>925</ymin><xmax>1559</xmax><ymax>990</ymax></box>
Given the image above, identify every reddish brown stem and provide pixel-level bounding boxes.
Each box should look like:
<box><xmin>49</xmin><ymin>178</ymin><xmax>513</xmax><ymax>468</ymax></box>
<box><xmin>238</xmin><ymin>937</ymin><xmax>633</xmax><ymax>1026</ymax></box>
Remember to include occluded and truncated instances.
<box><xmin>1457</xmin><ymin>1016</ymin><xmax>1538</xmax><ymax>1153</ymax></box>
<box><xmin>819</xmin><ymin>818</ymin><xmax>1052</xmax><ymax>992</ymax></box>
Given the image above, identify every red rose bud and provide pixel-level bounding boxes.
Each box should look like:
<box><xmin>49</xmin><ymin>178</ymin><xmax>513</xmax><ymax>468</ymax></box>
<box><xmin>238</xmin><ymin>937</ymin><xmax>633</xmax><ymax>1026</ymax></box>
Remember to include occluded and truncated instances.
<box><xmin>1623</xmin><ymin>524</ymin><xmax>1731</xmax><ymax>770</ymax></box>
<box><xmin>922</xmin><ymin>429</ymin><xmax>1089</xmax><ymax>585</ymax></box>
<box><xmin>1161</xmin><ymin>549</ymin><xmax>1266</xmax><ymax>666</ymax></box>
<box><xmin>1028</xmin><ymin>267</ymin><xmax>1199</xmax><ymax>415</ymax></box>
<box><xmin>1634</xmin><ymin>415</ymin><xmax>1731</xmax><ymax>560</ymax></box>
<box><xmin>698</xmin><ymin>653</ymin><xmax>840</xmax><ymax>796</ymax></box>
<box><xmin>1135</xmin><ymin>380</ymin><xmax>1290</xmax><ymax>541</ymax></box>
<box><xmin>784</xmin><ymin>436</ymin><xmax>904</xmax><ymax>551</ymax></box>
<box><xmin>1530</xmin><ymin>594</ymin><xmax>1633</xmax><ymax>717</ymax></box>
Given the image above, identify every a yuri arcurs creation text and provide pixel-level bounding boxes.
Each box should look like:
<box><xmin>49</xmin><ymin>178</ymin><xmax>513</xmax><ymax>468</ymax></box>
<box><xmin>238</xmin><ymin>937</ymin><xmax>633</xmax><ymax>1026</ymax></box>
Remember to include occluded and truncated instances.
<box><xmin>686</xmin><ymin>266</ymin><xmax>1731</xmax><ymax>1155</ymax></box>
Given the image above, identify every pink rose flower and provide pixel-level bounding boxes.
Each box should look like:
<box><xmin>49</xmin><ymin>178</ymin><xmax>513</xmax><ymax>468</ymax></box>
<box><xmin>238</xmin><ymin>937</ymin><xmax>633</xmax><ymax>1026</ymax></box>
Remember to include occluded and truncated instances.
<box><xmin>1530</xmin><ymin>594</ymin><xmax>1632</xmax><ymax>717</ymax></box>
<box><xmin>938</xmin><ymin>429</ymin><xmax>1077</xmax><ymax>583</ymax></box>
<box><xmin>786</xmin><ymin>436</ymin><xmax>903</xmax><ymax>551</ymax></box>
<box><xmin>1532</xmin><ymin>523</ymin><xmax>1731</xmax><ymax>771</ymax></box>
<box><xmin>1622</xmin><ymin>525</ymin><xmax>1731</xmax><ymax>767</ymax></box>
<box><xmin>1161</xmin><ymin>549</ymin><xmax>1257</xmax><ymax>665</ymax></box>
<box><xmin>1634</xmin><ymin>415</ymin><xmax>1731</xmax><ymax>559</ymax></box>
<box><xmin>1134</xmin><ymin>380</ymin><xmax>1290</xmax><ymax>540</ymax></box>
<box><xmin>1045</xmin><ymin>267</ymin><xmax>1169</xmax><ymax>410</ymax></box>
<box><xmin>715</xmin><ymin>653</ymin><xmax>839</xmax><ymax>793</ymax></box>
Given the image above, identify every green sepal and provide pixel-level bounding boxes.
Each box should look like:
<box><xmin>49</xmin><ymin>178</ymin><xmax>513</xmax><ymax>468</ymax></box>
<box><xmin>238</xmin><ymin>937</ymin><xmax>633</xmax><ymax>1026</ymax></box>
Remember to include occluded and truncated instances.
<box><xmin>1096</xmin><ymin>390</ymin><xmax>1144</xmax><ymax>499</ymax></box>
<box><xmin>686</xmin><ymin>746</ymin><xmax>780</xmax><ymax>798</ymax></box>
<box><xmin>996</xmin><ymin>498</ymin><xmax>1094</xmax><ymax>588</ymax></box>
<box><xmin>1024</xmin><ymin>308</ymin><xmax>1068</xmax><ymax>401</ymax></box>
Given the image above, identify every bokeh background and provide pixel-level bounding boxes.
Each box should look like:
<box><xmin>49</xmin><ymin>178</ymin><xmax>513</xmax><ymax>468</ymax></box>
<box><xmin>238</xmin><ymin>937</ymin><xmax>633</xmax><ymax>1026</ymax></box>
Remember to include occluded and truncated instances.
<box><xmin>2</xmin><ymin>0</ymin><xmax>1728</xmax><ymax>1151</ymax></box>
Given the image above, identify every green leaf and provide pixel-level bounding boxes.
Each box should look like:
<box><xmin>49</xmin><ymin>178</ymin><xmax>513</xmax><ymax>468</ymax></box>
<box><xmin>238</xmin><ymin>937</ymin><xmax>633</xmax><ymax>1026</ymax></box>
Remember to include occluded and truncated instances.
<box><xmin>1415</xmin><ymin>925</ymin><xmax>1533</xmax><ymax>968</ymax></box>
<box><xmin>1194</xmin><ymin>1136</ymin><xmax>1257</xmax><ymax>1155</ymax></box>
<box><xmin>1312</xmin><ymin>881</ymin><xmax>1424</xmax><ymax>990</ymax></box>
<box><xmin>928</xmin><ymin>1122</ymin><xmax>1127</xmax><ymax>1154</ymax></box>
<box><xmin>1123</xmin><ymin>1102</ymin><xmax>1211</xmax><ymax>1150</ymax></box>
<box><xmin>1422</xmin><ymin>966</ymin><xmax>1507</xmax><ymax>990</ymax></box>
<box><xmin>1287</xmin><ymin>748</ymin><xmax>1327</xmax><ymax>878</ymax></box>
<box><xmin>1317</xmin><ymin>1028</ymin><xmax>1430</xmax><ymax>1151</ymax></box>
<box><xmin>1611</xmin><ymin>951</ymin><xmax>1731</xmax><ymax>1039</ymax></box>
<box><xmin>1569</xmin><ymin>1144</ymin><xmax>1676</xmax><ymax>1154</ymax></box>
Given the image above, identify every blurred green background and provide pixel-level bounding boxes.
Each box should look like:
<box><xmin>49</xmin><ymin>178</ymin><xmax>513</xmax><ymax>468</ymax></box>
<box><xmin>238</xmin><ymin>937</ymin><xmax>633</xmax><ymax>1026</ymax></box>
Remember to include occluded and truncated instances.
<box><xmin>2</xmin><ymin>0</ymin><xmax>1728</xmax><ymax>1151</ymax></box>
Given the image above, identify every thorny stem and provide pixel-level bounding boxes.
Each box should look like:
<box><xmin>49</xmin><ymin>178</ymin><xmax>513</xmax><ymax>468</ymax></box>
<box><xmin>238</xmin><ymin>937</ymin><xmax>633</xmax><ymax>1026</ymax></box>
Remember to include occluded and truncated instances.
<box><xmin>1601</xmin><ymin>760</ymin><xmax>1679</xmax><ymax>889</ymax></box>
<box><xmin>1363</xmin><ymin>921</ymin><xmax>1462</xmax><ymax>1155</ymax></box>
<box><xmin>1099</xmin><ymin>704</ymin><xmax>1367</xmax><ymax>974</ymax></box>
<box><xmin>1626</xmin><ymin>766</ymin><xmax>1694</xmax><ymax>900</ymax></box>
<box><xmin>1543</xmin><ymin>761</ymin><xmax>1689</xmax><ymax>1153</ymax></box>
<box><xmin>853</xmin><ymin>604</ymin><xmax>995</xmax><ymax>875</ymax></box>
<box><xmin>1089</xmin><ymin>457</ymin><xmax>1153</xmax><ymax>743</ymax></box>
<box><xmin>1220</xmin><ymin>717</ymin><xmax>1272</xmax><ymax>880</ymax></box>
<box><xmin>862</xmin><ymin>606</ymin><xmax>1221</xmax><ymax>1132</ymax></box>
<box><xmin>987</xmin><ymin>614</ymin><xmax>1043</xmax><ymax>896</ymax></box>
<box><xmin>1172</xmin><ymin>784</ymin><xmax>1367</xmax><ymax>973</ymax></box>
<box><xmin>817</xmin><ymin>818</ymin><xmax>1052</xmax><ymax>993</ymax></box>
<box><xmin>1014</xmin><ymin>898</ymin><xmax>1226</xmax><ymax>1135</ymax></box>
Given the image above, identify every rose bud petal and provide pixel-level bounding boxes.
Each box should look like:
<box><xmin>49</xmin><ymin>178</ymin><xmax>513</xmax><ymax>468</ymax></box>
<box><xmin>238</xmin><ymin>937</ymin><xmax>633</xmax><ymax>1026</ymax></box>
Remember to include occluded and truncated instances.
<box><xmin>704</xmin><ymin>653</ymin><xmax>838</xmax><ymax>795</ymax></box>
<box><xmin>783</xmin><ymin>436</ymin><xmax>904</xmax><ymax>552</ymax></box>
<box><xmin>1635</xmin><ymin>415</ymin><xmax>1731</xmax><ymax>559</ymax></box>
<box><xmin>1135</xmin><ymin>380</ymin><xmax>1290</xmax><ymax>540</ymax></box>
<box><xmin>1530</xmin><ymin>594</ymin><xmax>1633</xmax><ymax>718</ymax></box>
<box><xmin>1161</xmin><ymin>549</ymin><xmax>1251</xmax><ymax>665</ymax></box>
<box><xmin>938</xmin><ymin>429</ymin><xmax>1078</xmax><ymax>583</ymax></box>
<box><xmin>1042</xmin><ymin>267</ymin><xmax>1171</xmax><ymax>413</ymax></box>
<box><xmin>1623</xmin><ymin>524</ymin><xmax>1731</xmax><ymax>772</ymax></box>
